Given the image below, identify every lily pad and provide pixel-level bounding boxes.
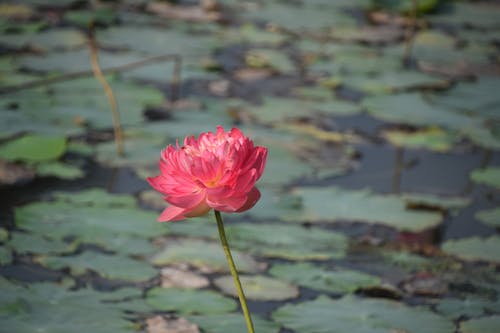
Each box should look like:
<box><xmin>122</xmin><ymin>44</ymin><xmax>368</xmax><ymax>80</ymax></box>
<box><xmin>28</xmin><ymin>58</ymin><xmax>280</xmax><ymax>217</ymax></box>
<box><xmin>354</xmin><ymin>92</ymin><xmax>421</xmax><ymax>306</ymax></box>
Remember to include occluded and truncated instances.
<box><xmin>436</xmin><ymin>297</ymin><xmax>500</xmax><ymax>319</ymax></box>
<box><xmin>218</xmin><ymin>23</ymin><xmax>288</xmax><ymax>46</ymax></box>
<box><xmin>150</xmin><ymin>238</ymin><xmax>264</xmax><ymax>273</ymax></box>
<box><xmin>270</xmin><ymin>262</ymin><xmax>381</xmax><ymax>293</ymax></box>
<box><xmin>0</xmin><ymin>28</ymin><xmax>86</xmax><ymax>51</ymax></box>
<box><xmin>36</xmin><ymin>162</ymin><xmax>84</xmax><ymax>179</ymax></box>
<box><xmin>272</xmin><ymin>295</ymin><xmax>455</xmax><ymax>333</ymax></box>
<box><xmin>470</xmin><ymin>167</ymin><xmax>500</xmax><ymax>189</ymax></box>
<box><xmin>0</xmin><ymin>134</ymin><xmax>66</xmax><ymax>162</ymax></box>
<box><xmin>214</xmin><ymin>275</ymin><xmax>299</xmax><ymax>301</ymax></box>
<box><xmin>245</xmin><ymin>48</ymin><xmax>294</xmax><ymax>73</ymax></box>
<box><xmin>227</xmin><ymin>223</ymin><xmax>348</xmax><ymax>260</ymax></box>
<box><xmin>243</xmin><ymin>2</ymin><xmax>356</xmax><ymax>32</ymax></box>
<box><xmin>37</xmin><ymin>251</ymin><xmax>158</xmax><ymax>282</ymax></box>
<box><xmin>288</xmin><ymin>187</ymin><xmax>444</xmax><ymax>232</ymax></box>
<box><xmin>8</xmin><ymin>232</ymin><xmax>77</xmax><ymax>255</ymax></box>
<box><xmin>442</xmin><ymin>236</ymin><xmax>500</xmax><ymax>264</ymax></box>
<box><xmin>189</xmin><ymin>313</ymin><xmax>280</xmax><ymax>333</ymax></box>
<box><xmin>146</xmin><ymin>287</ymin><xmax>237</xmax><ymax>314</ymax></box>
<box><xmin>97</xmin><ymin>26</ymin><xmax>217</xmax><ymax>57</ymax></box>
<box><xmin>0</xmin><ymin>246</ymin><xmax>12</xmax><ymax>265</ymax></box>
<box><xmin>459</xmin><ymin>316</ymin><xmax>500</xmax><ymax>333</ymax></box>
<box><xmin>15</xmin><ymin>192</ymin><xmax>167</xmax><ymax>255</ymax></box>
<box><xmin>344</xmin><ymin>71</ymin><xmax>448</xmax><ymax>95</ymax></box>
<box><xmin>475</xmin><ymin>208</ymin><xmax>500</xmax><ymax>228</ymax></box>
<box><xmin>0</xmin><ymin>280</ymin><xmax>147</xmax><ymax>333</ymax></box>
<box><xmin>382</xmin><ymin>127</ymin><xmax>457</xmax><ymax>152</ymax></box>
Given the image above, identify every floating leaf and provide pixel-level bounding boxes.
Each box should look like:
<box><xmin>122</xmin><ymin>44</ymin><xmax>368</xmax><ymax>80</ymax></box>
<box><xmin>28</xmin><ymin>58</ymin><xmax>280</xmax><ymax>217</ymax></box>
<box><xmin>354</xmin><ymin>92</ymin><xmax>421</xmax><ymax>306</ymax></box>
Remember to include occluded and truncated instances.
<box><xmin>0</xmin><ymin>280</ymin><xmax>147</xmax><ymax>333</ymax></box>
<box><xmin>8</xmin><ymin>232</ymin><xmax>77</xmax><ymax>255</ymax></box>
<box><xmin>442</xmin><ymin>236</ymin><xmax>500</xmax><ymax>264</ymax></box>
<box><xmin>344</xmin><ymin>71</ymin><xmax>448</xmax><ymax>94</ymax></box>
<box><xmin>218</xmin><ymin>23</ymin><xmax>287</xmax><ymax>46</ymax></box>
<box><xmin>436</xmin><ymin>297</ymin><xmax>500</xmax><ymax>320</ymax></box>
<box><xmin>382</xmin><ymin>127</ymin><xmax>457</xmax><ymax>152</ymax></box>
<box><xmin>189</xmin><ymin>313</ymin><xmax>280</xmax><ymax>333</ymax></box>
<box><xmin>227</xmin><ymin>223</ymin><xmax>348</xmax><ymax>260</ymax></box>
<box><xmin>270</xmin><ymin>262</ymin><xmax>381</xmax><ymax>293</ymax></box>
<box><xmin>288</xmin><ymin>187</ymin><xmax>443</xmax><ymax>232</ymax></box>
<box><xmin>243</xmin><ymin>2</ymin><xmax>357</xmax><ymax>32</ymax></box>
<box><xmin>0</xmin><ymin>246</ymin><xmax>12</xmax><ymax>265</ymax></box>
<box><xmin>37</xmin><ymin>251</ymin><xmax>158</xmax><ymax>282</ymax></box>
<box><xmin>146</xmin><ymin>288</ymin><xmax>237</xmax><ymax>314</ymax></box>
<box><xmin>459</xmin><ymin>316</ymin><xmax>500</xmax><ymax>333</ymax></box>
<box><xmin>150</xmin><ymin>238</ymin><xmax>264</xmax><ymax>273</ymax></box>
<box><xmin>470</xmin><ymin>167</ymin><xmax>500</xmax><ymax>189</ymax></box>
<box><xmin>272</xmin><ymin>295</ymin><xmax>454</xmax><ymax>333</ymax></box>
<box><xmin>475</xmin><ymin>208</ymin><xmax>500</xmax><ymax>228</ymax></box>
<box><xmin>0</xmin><ymin>134</ymin><xmax>66</xmax><ymax>162</ymax></box>
<box><xmin>214</xmin><ymin>275</ymin><xmax>299</xmax><ymax>301</ymax></box>
<box><xmin>97</xmin><ymin>26</ymin><xmax>217</xmax><ymax>57</ymax></box>
<box><xmin>245</xmin><ymin>48</ymin><xmax>294</xmax><ymax>73</ymax></box>
<box><xmin>0</xmin><ymin>28</ymin><xmax>85</xmax><ymax>51</ymax></box>
<box><xmin>36</xmin><ymin>162</ymin><xmax>84</xmax><ymax>179</ymax></box>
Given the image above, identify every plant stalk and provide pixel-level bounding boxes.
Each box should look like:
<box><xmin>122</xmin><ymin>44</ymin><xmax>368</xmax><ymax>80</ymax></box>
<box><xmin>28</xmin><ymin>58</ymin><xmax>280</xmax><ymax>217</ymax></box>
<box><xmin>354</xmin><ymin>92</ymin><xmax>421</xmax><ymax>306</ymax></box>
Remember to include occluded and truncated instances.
<box><xmin>214</xmin><ymin>210</ymin><xmax>255</xmax><ymax>333</ymax></box>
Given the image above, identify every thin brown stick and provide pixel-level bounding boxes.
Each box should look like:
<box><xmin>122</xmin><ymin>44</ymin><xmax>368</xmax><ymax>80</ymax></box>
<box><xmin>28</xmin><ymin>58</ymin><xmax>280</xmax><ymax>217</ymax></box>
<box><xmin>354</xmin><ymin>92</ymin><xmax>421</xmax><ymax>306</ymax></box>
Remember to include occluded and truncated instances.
<box><xmin>403</xmin><ymin>0</ymin><xmax>418</xmax><ymax>67</ymax></box>
<box><xmin>0</xmin><ymin>53</ymin><xmax>181</xmax><ymax>95</ymax></box>
<box><xmin>88</xmin><ymin>30</ymin><xmax>124</xmax><ymax>157</ymax></box>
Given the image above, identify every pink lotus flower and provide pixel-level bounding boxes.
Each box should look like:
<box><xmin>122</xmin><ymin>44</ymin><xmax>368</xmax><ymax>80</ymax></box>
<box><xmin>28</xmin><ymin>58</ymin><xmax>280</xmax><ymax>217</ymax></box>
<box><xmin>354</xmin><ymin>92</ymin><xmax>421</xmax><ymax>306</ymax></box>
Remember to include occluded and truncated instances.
<box><xmin>148</xmin><ymin>126</ymin><xmax>268</xmax><ymax>222</ymax></box>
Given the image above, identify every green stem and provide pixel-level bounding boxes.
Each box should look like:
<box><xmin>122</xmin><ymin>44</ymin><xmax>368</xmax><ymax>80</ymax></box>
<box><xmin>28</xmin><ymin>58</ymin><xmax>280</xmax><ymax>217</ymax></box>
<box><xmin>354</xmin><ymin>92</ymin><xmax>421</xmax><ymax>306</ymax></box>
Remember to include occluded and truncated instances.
<box><xmin>214</xmin><ymin>210</ymin><xmax>255</xmax><ymax>333</ymax></box>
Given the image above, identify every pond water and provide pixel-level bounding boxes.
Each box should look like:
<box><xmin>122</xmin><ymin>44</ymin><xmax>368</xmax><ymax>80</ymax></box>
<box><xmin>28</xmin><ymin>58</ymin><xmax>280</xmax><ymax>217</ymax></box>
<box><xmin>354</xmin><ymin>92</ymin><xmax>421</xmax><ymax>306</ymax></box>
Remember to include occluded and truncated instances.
<box><xmin>1</xmin><ymin>1</ymin><xmax>500</xmax><ymax>333</ymax></box>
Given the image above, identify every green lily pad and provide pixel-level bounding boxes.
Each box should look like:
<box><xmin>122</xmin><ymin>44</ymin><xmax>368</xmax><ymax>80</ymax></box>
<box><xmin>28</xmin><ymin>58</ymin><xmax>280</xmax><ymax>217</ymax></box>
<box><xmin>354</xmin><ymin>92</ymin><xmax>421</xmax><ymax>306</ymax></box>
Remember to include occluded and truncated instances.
<box><xmin>428</xmin><ymin>77</ymin><xmax>500</xmax><ymax>120</ymax></box>
<box><xmin>189</xmin><ymin>313</ymin><xmax>280</xmax><ymax>333</ymax></box>
<box><xmin>243</xmin><ymin>2</ymin><xmax>356</xmax><ymax>32</ymax></box>
<box><xmin>383</xmin><ymin>127</ymin><xmax>457</xmax><ymax>152</ymax></box>
<box><xmin>8</xmin><ymin>232</ymin><xmax>77</xmax><ymax>255</ymax></box>
<box><xmin>64</xmin><ymin>8</ymin><xmax>117</xmax><ymax>27</ymax></box>
<box><xmin>363</xmin><ymin>93</ymin><xmax>474</xmax><ymax>130</ymax></box>
<box><xmin>0</xmin><ymin>28</ymin><xmax>85</xmax><ymax>51</ymax></box>
<box><xmin>272</xmin><ymin>295</ymin><xmax>455</xmax><ymax>333</ymax></box>
<box><xmin>245</xmin><ymin>48</ymin><xmax>294</xmax><ymax>73</ymax></box>
<box><xmin>19</xmin><ymin>49</ymin><xmax>142</xmax><ymax>74</ymax></box>
<box><xmin>0</xmin><ymin>227</ymin><xmax>8</xmax><ymax>242</ymax></box>
<box><xmin>401</xmin><ymin>193</ymin><xmax>470</xmax><ymax>210</ymax></box>
<box><xmin>288</xmin><ymin>187</ymin><xmax>443</xmax><ymax>232</ymax></box>
<box><xmin>344</xmin><ymin>71</ymin><xmax>448</xmax><ymax>95</ymax></box>
<box><xmin>371</xmin><ymin>0</ymin><xmax>439</xmax><ymax>13</ymax></box>
<box><xmin>0</xmin><ymin>246</ymin><xmax>12</xmax><ymax>265</ymax></box>
<box><xmin>429</xmin><ymin>3</ymin><xmax>500</xmax><ymax>29</ymax></box>
<box><xmin>0</xmin><ymin>134</ymin><xmax>66</xmax><ymax>162</ymax></box>
<box><xmin>269</xmin><ymin>263</ymin><xmax>381</xmax><ymax>293</ymax></box>
<box><xmin>214</xmin><ymin>275</ymin><xmax>299</xmax><ymax>301</ymax></box>
<box><xmin>410</xmin><ymin>30</ymin><xmax>492</xmax><ymax>67</ymax></box>
<box><xmin>0</xmin><ymin>280</ymin><xmax>147</xmax><ymax>333</ymax></box>
<box><xmin>52</xmin><ymin>188</ymin><xmax>137</xmax><ymax>207</ymax></box>
<box><xmin>436</xmin><ymin>297</ymin><xmax>500</xmax><ymax>320</ymax></box>
<box><xmin>1</xmin><ymin>77</ymin><xmax>164</xmax><ymax>137</ymax></box>
<box><xmin>363</xmin><ymin>93</ymin><xmax>500</xmax><ymax>149</ymax></box>
<box><xmin>459</xmin><ymin>316</ymin><xmax>500</xmax><ymax>333</ymax></box>
<box><xmin>218</xmin><ymin>23</ymin><xmax>288</xmax><ymax>46</ymax></box>
<box><xmin>150</xmin><ymin>238</ymin><xmax>264</xmax><ymax>273</ymax></box>
<box><xmin>146</xmin><ymin>287</ymin><xmax>237</xmax><ymax>314</ymax></box>
<box><xmin>470</xmin><ymin>167</ymin><xmax>500</xmax><ymax>189</ymax></box>
<box><xmin>97</xmin><ymin>26</ymin><xmax>217</xmax><ymax>57</ymax></box>
<box><xmin>227</xmin><ymin>223</ymin><xmax>348</xmax><ymax>260</ymax></box>
<box><xmin>36</xmin><ymin>162</ymin><xmax>84</xmax><ymax>179</ymax></box>
<box><xmin>37</xmin><ymin>251</ymin><xmax>158</xmax><ymax>282</ymax></box>
<box><xmin>475</xmin><ymin>208</ymin><xmax>500</xmax><ymax>228</ymax></box>
<box><xmin>442</xmin><ymin>236</ymin><xmax>500</xmax><ymax>264</ymax></box>
<box><xmin>15</xmin><ymin>192</ymin><xmax>167</xmax><ymax>255</ymax></box>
